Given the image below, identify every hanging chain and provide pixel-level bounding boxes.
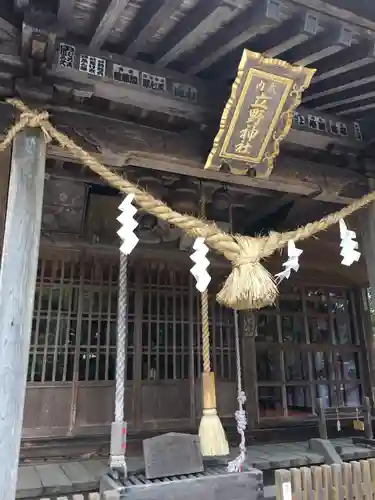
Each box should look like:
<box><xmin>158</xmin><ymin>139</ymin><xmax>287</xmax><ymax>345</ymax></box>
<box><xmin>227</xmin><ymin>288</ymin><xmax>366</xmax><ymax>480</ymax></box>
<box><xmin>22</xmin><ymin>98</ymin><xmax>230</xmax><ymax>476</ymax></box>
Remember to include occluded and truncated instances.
<box><xmin>228</xmin><ymin>203</ymin><xmax>247</xmax><ymax>473</ymax></box>
<box><xmin>200</xmin><ymin>194</ymin><xmax>211</xmax><ymax>374</ymax></box>
<box><xmin>115</xmin><ymin>252</ymin><xmax>128</xmax><ymax>422</ymax></box>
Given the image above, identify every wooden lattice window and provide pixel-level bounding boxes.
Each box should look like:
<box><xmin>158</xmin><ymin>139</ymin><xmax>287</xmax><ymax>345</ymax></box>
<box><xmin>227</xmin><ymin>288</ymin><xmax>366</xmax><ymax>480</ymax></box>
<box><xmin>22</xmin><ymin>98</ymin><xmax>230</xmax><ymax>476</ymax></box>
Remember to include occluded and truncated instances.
<box><xmin>140</xmin><ymin>263</ymin><xmax>191</xmax><ymax>381</ymax></box>
<box><xmin>255</xmin><ymin>286</ymin><xmax>363</xmax><ymax>419</ymax></box>
<box><xmin>29</xmin><ymin>256</ymin><xmax>135</xmax><ymax>383</ymax></box>
<box><xmin>78</xmin><ymin>260</ymin><xmax>135</xmax><ymax>382</ymax></box>
<box><xmin>140</xmin><ymin>263</ymin><xmax>236</xmax><ymax>382</ymax></box>
<box><xmin>29</xmin><ymin>258</ymin><xmax>80</xmax><ymax>383</ymax></box>
<box><xmin>29</xmin><ymin>257</ymin><xmax>236</xmax><ymax>386</ymax></box>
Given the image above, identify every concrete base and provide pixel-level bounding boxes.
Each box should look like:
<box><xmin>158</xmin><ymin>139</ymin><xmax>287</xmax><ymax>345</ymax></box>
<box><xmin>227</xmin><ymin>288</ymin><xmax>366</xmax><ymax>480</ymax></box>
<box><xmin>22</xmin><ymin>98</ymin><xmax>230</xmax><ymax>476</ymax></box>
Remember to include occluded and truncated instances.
<box><xmin>308</xmin><ymin>439</ymin><xmax>343</xmax><ymax>464</ymax></box>
<box><xmin>100</xmin><ymin>466</ymin><xmax>263</xmax><ymax>500</ymax></box>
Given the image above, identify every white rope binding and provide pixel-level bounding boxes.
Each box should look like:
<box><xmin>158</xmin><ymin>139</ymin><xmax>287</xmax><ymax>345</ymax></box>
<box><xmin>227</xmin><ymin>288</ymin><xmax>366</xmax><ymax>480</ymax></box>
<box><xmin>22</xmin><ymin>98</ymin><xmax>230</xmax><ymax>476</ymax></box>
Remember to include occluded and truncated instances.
<box><xmin>227</xmin><ymin>309</ymin><xmax>247</xmax><ymax>473</ymax></box>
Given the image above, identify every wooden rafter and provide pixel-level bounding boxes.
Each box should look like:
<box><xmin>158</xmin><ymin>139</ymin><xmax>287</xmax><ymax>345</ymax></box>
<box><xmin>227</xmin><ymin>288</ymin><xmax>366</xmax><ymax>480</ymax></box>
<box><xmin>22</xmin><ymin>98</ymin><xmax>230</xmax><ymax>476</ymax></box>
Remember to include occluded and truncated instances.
<box><xmin>0</xmin><ymin>2</ymin><xmax>20</xmax><ymax>41</ymax></box>
<box><xmin>338</xmin><ymin>102</ymin><xmax>375</xmax><ymax>117</ymax></box>
<box><xmin>151</xmin><ymin>0</ymin><xmax>241</xmax><ymax>67</ymax></box>
<box><xmin>89</xmin><ymin>0</ymin><xmax>131</xmax><ymax>51</ymax></box>
<box><xmin>262</xmin><ymin>11</ymin><xmax>319</xmax><ymax>58</ymax></box>
<box><xmin>316</xmin><ymin>90</ymin><xmax>375</xmax><ymax>112</ymax></box>
<box><xmin>312</xmin><ymin>39</ymin><xmax>375</xmax><ymax>83</ymax></box>
<box><xmin>0</xmin><ymin>16</ymin><xmax>19</xmax><ymax>41</ymax></box>
<box><xmin>57</xmin><ymin>0</ymin><xmax>75</xmax><ymax>31</ymax></box>
<box><xmin>5</xmin><ymin>0</ymin><xmax>375</xmax><ymax>120</ymax></box>
<box><xmin>289</xmin><ymin>0</ymin><xmax>375</xmax><ymax>32</ymax></box>
<box><xmin>303</xmin><ymin>65</ymin><xmax>375</xmax><ymax>104</ymax></box>
<box><xmin>283</xmin><ymin>23</ymin><xmax>355</xmax><ymax>67</ymax></box>
<box><xmin>123</xmin><ymin>0</ymin><xmax>183</xmax><ymax>58</ymax></box>
<box><xmin>216</xmin><ymin>14</ymin><xmax>356</xmax><ymax>80</ymax></box>
<box><xmin>182</xmin><ymin>0</ymin><xmax>285</xmax><ymax>75</ymax></box>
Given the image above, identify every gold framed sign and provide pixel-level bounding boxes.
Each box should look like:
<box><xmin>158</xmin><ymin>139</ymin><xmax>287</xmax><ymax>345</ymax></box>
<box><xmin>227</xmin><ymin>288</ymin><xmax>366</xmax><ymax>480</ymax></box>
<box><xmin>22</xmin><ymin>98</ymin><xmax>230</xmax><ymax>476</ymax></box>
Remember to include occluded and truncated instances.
<box><xmin>205</xmin><ymin>50</ymin><xmax>315</xmax><ymax>178</ymax></box>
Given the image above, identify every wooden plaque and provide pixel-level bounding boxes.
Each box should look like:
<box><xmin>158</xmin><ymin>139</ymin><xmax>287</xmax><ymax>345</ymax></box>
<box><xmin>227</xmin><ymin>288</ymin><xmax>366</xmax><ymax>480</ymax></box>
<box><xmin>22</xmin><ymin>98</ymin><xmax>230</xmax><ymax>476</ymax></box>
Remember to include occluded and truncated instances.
<box><xmin>205</xmin><ymin>50</ymin><xmax>315</xmax><ymax>178</ymax></box>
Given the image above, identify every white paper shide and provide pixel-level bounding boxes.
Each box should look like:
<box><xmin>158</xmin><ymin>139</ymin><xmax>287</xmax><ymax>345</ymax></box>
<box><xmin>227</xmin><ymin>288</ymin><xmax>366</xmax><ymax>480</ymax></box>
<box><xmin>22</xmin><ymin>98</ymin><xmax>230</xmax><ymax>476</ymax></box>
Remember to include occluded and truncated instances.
<box><xmin>339</xmin><ymin>219</ymin><xmax>360</xmax><ymax>266</ymax></box>
<box><xmin>117</xmin><ymin>194</ymin><xmax>139</xmax><ymax>255</ymax></box>
<box><xmin>190</xmin><ymin>237</ymin><xmax>211</xmax><ymax>292</ymax></box>
<box><xmin>275</xmin><ymin>240</ymin><xmax>303</xmax><ymax>283</ymax></box>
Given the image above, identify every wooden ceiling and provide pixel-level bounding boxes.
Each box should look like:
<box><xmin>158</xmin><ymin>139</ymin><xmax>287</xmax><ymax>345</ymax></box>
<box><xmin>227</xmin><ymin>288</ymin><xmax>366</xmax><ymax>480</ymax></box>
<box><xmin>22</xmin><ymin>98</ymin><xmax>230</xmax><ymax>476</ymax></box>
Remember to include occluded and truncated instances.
<box><xmin>2</xmin><ymin>0</ymin><xmax>375</xmax><ymax>121</ymax></box>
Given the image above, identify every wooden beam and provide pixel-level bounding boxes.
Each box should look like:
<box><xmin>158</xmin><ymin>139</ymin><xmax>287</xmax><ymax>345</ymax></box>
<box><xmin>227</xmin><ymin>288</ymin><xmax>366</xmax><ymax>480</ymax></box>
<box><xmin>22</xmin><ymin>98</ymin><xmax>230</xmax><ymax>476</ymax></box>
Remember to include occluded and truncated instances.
<box><xmin>57</xmin><ymin>0</ymin><xmax>75</xmax><ymax>31</ymax></box>
<box><xmin>0</xmin><ymin>101</ymin><xmax>366</xmax><ymax>204</ymax></box>
<box><xmin>289</xmin><ymin>0</ymin><xmax>375</xmax><ymax>33</ymax></box>
<box><xmin>123</xmin><ymin>0</ymin><xmax>183</xmax><ymax>58</ymax></box>
<box><xmin>0</xmin><ymin>129</ymin><xmax>46</xmax><ymax>500</ymax></box>
<box><xmin>303</xmin><ymin>63</ymin><xmax>375</xmax><ymax>104</ymax></box>
<box><xmin>337</xmin><ymin>101</ymin><xmax>375</xmax><ymax>116</ymax></box>
<box><xmin>42</xmin><ymin>105</ymin><xmax>365</xmax><ymax>204</ymax></box>
<box><xmin>313</xmin><ymin>40</ymin><xmax>375</xmax><ymax>83</ymax></box>
<box><xmin>282</xmin><ymin>23</ymin><xmax>355</xmax><ymax>67</ymax></box>
<box><xmin>152</xmin><ymin>0</ymin><xmax>246</xmax><ymax>68</ymax></box>
<box><xmin>0</xmin><ymin>1</ymin><xmax>20</xmax><ymax>41</ymax></box>
<box><xmin>196</xmin><ymin>9</ymin><xmax>320</xmax><ymax>79</ymax></box>
<box><xmin>0</xmin><ymin>18</ymin><xmax>19</xmax><ymax>41</ymax></box>
<box><xmin>316</xmin><ymin>90</ymin><xmax>375</xmax><ymax>112</ymax></box>
<box><xmin>51</xmin><ymin>42</ymin><xmax>365</xmax><ymax>149</ymax></box>
<box><xmin>89</xmin><ymin>0</ymin><xmax>131</xmax><ymax>51</ymax></box>
<box><xmin>51</xmin><ymin>43</ymin><xmax>222</xmax><ymax>123</ymax></box>
<box><xmin>262</xmin><ymin>11</ymin><xmax>319</xmax><ymax>58</ymax></box>
<box><xmin>182</xmin><ymin>0</ymin><xmax>285</xmax><ymax>76</ymax></box>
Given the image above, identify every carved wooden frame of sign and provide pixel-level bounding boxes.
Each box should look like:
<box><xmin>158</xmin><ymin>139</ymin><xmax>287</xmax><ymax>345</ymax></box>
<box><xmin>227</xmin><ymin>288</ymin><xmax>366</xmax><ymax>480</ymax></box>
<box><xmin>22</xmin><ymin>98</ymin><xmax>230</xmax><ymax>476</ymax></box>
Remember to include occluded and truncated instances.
<box><xmin>205</xmin><ymin>49</ymin><xmax>315</xmax><ymax>178</ymax></box>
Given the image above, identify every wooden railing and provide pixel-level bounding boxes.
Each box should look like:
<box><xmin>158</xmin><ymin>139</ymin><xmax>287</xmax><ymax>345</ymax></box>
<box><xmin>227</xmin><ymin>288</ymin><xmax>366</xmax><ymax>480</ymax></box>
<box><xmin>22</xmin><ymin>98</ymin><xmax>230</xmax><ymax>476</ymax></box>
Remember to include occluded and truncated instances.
<box><xmin>275</xmin><ymin>460</ymin><xmax>375</xmax><ymax>500</ymax></box>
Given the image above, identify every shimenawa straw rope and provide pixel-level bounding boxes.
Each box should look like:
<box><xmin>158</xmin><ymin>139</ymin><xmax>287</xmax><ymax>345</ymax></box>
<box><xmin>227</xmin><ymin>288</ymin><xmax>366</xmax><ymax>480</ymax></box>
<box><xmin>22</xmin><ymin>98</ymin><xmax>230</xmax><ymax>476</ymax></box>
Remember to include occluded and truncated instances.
<box><xmin>1</xmin><ymin>99</ymin><xmax>372</xmax><ymax>310</ymax></box>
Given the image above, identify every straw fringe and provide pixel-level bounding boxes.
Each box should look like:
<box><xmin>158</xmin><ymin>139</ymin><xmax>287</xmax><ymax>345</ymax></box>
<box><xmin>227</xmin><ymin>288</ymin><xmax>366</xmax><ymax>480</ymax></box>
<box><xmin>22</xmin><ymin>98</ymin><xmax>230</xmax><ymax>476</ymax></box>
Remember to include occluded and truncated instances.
<box><xmin>199</xmin><ymin>409</ymin><xmax>229</xmax><ymax>457</ymax></box>
<box><xmin>1</xmin><ymin>98</ymin><xmax>374</xmax><ymax>310</ymax></box>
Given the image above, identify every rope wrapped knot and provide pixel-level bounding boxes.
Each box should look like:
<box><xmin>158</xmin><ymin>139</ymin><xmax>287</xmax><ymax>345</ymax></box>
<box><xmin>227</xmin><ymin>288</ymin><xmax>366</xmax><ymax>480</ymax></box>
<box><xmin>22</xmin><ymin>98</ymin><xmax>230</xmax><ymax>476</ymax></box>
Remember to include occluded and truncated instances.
<box><xmin>2</xmin><ymin>98</ymin><xmax>375</xmax><ymax>312</ymax></box>
<box><xmin>0</xmin><ymin>103</ymin><xmax>51</xmax><ymax>152</ymax></box>
<box><xmin>218</xmin><ymin>235</ymin><xmax>278</xmax><ymax>310</ymax></box>
<box><xmin>227</xmin><ymin>392</ymin><xmax>247</xmax><ymax>473</ymax></box>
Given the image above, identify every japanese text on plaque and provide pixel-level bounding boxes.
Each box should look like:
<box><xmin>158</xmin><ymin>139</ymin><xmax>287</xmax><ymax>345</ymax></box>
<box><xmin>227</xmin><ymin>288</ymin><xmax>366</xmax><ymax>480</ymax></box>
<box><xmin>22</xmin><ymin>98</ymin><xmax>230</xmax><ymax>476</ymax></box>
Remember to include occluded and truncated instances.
<box><xmin>235</xmin><ymin>80</ymin><xmax>277</xmax><ymax>155</ymax></box>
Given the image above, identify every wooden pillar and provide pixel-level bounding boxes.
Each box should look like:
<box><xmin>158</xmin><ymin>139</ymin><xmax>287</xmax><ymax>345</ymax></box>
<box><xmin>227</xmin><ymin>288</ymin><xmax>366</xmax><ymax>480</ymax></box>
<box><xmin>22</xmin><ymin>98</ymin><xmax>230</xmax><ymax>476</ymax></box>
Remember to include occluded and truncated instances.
<box><xmin>358</xmin><ymin>187</ymin><xmax>375</xmax><ymax>396</ymax></box>
<box><xmin>0</xmin><ymin>129</ymin><xmax>46</xmax><ymax>500</ymax></box>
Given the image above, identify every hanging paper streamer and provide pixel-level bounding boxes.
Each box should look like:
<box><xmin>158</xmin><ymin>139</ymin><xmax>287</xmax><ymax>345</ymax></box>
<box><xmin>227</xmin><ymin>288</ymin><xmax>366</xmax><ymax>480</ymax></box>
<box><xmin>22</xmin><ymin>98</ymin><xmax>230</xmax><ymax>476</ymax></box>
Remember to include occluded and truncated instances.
<box><xmin>117</xmin><ymin>194</ymin><xmax>139</xmax><ymax>255</ymax></box>
<box><xmin>190</xmin><ymin>237</ymin><xmax>211</xmax><ymax>292</ymax></box>
<box><xmin>275</xmin><ymin>240</ymin><xmax>303</xmax><ymax>283</ymax></box>
<box><xmin>339</xmin><ymin>219</ymin><xmax>360</xmax><ymax>266</ymax></box>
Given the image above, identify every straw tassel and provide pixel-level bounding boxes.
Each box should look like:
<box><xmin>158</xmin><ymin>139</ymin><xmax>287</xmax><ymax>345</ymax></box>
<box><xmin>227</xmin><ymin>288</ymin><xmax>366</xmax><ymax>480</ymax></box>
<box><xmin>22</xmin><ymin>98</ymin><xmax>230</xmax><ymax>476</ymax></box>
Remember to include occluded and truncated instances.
<box><xmin>198</xmin><ymin>290</ymin><xmax>229</xmax><ymax>456</ymax></box>
<box><xmin>196</xmin><ymin>194</ymin><xmax>229</xmax><ymax>457</ymax></box>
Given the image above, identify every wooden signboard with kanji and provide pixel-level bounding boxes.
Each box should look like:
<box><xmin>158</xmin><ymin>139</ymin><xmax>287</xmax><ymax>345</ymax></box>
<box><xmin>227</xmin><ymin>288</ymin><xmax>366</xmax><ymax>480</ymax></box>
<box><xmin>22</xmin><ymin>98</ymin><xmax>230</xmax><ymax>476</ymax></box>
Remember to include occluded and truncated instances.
<box><xmin>205</xmin><ymin>50</ymin><xmax>315</xmax><ymax>178</ymax></box>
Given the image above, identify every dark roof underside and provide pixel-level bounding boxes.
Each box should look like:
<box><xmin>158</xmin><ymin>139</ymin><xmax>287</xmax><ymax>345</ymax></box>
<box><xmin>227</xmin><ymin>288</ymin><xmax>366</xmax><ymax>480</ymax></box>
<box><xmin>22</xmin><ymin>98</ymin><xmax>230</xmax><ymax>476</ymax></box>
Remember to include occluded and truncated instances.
<box><xmin>3</xmin><ymin>0</ymin><xmax>375</xmax><ymax>124</ymax></box>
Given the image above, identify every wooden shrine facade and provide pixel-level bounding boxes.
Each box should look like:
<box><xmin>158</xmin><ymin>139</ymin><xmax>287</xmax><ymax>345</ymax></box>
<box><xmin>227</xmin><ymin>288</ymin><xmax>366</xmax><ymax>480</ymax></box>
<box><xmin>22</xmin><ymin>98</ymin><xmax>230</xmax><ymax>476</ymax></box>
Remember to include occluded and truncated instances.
<box><xmin>3</xmin><ymin>156</ymin><xmax>370</xmax><ymax>441</ymax></box>
<box><xmin>23</xmin><ymin>246</ymin><xmax>372</xmax><ymax>439</ymax></box>
<box><xmin>1</xmin><ymin>0</ymin><xmax>375</xmax><ymax>447</ymax></box>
